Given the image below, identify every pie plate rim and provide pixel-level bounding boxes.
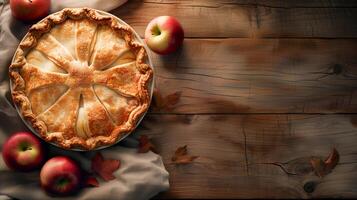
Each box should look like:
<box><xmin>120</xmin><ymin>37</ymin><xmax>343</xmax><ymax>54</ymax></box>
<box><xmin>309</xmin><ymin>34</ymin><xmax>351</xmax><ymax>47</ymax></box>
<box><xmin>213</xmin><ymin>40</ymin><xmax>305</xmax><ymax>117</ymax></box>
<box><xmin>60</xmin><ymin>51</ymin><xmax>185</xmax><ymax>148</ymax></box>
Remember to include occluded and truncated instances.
<box><xmin>9</xmin><ymin>8</ymin><xmax>155</xmax><ymax>151</ymax></box>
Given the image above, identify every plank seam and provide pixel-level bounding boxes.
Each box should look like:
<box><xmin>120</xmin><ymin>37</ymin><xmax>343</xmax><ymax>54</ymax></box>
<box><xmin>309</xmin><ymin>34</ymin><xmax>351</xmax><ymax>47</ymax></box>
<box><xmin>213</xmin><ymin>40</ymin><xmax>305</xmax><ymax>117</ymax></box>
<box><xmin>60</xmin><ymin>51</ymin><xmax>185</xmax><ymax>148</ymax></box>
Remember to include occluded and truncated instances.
<box><xmin>143</xmin><ymin>37</ymin><xmax>357</xmax><ymax>40</ymax></box>
<box><xmin>147</xmin><ymin>113</ymin><xmax>357</xmax><ymax>115</ymax></box>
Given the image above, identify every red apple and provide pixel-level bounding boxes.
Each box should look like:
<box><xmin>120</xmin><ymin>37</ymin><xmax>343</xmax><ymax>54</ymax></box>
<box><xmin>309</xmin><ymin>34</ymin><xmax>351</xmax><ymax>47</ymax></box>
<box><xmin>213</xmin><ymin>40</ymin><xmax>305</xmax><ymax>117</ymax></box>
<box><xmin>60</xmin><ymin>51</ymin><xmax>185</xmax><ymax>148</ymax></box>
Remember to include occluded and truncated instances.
<box><xmin>40</xmin><ymin>156</ymin><xmax>82</xmax><ymax>196</ymax></box>
<box><xmin>145</xmin><ymin>16</ymin><xmax>184</xmax><ymax>55</ymax></box>
<box><xmin>2</xmin><ymin>132</ymin><xmax>44</xmax><ymax>171</ymax></box>
<box><xmin>10</xmin><ymin>0</ymin><xmax>51</xmax><ymax>22</ymax></box>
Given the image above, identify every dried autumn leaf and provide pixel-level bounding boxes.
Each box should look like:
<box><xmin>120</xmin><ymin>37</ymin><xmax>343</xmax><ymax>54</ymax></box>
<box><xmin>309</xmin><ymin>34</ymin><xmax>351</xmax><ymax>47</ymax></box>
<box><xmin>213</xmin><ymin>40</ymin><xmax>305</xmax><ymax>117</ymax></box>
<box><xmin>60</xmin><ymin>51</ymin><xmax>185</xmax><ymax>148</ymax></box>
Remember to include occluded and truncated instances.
<box><xmin>138</xmin><ymin>135</ymin><xmax>157</xmax><ymax>153</ymax></box>
<box><xmin>173</xmin><ymin>145</ymin><xmax>187</xmax><ymax>157</ymax></box>
<box><xmin>172</xmin><ymin>145</ymin><xmax>198</xmax><ymax>164</ymax></box>
<box><xmin>310</xmin><ymin>148</ymin><xmax>339</xmax><ymax>177</ymax></box>
<box><xmin>84</xmin><ymin>176</ymin><xmax>99</xmax><ymax>187</ymax></box>
<box><xmin>91</xmin><ymin>153</ymin><xmax>120</xmax><ymax>181</ymax></box>
<box><xmin>166</xmin><ymin>91</ymin><xmax>182</xmax><ymax>107</ymax></box>
<box><xmin>324</xmin><ymin>147</ymin><xmax>339</xmax><ymax>174</ymax></box>
<box><xmin>310</xmin><ymin>157</ymin><xmax>326</xmax><ymax>178</ymax></box>
<box><xmin>173</xmin><ymin>155</ymin><xmax>199</xmax><ymax>164</ymax></box>
<box><xmin>152</xmin><ymin>90</ymin><xmax>182</xmax><ymax>111</ymax></box>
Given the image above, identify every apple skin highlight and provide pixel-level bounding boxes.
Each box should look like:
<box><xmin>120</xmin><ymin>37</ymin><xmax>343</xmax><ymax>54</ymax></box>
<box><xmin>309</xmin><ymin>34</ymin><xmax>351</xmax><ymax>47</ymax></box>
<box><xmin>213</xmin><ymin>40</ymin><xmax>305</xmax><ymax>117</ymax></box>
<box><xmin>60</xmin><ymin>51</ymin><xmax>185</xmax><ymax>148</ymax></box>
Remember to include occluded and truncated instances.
<box><xmin>40</xmin><ymin>156</ymin><xmax>82</xmax><ymax>196</ymax></box>
<box><xmin>10</xmin><ymin>0</ymin><xmax>51</xmax><ymax>21</ymax></box>
<box><xmin>145</xmin><ymin>16</ymin><xmax>184</xmax><ymax>55</ymax></box>
<box><xmin>2</xmin><ymin>132</ymin><xmax>44</xmax><ymax>171</ymax></box>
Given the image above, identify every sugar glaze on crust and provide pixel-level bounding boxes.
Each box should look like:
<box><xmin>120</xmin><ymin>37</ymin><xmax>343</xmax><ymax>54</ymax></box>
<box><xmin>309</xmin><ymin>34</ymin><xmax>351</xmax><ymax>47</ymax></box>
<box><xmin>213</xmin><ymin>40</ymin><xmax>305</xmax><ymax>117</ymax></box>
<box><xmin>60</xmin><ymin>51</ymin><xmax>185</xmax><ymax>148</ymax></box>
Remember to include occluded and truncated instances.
<box><xmin>9</xmin><ymin>8</ymin><xmax>153</xmax><ymax>150</ymax></box>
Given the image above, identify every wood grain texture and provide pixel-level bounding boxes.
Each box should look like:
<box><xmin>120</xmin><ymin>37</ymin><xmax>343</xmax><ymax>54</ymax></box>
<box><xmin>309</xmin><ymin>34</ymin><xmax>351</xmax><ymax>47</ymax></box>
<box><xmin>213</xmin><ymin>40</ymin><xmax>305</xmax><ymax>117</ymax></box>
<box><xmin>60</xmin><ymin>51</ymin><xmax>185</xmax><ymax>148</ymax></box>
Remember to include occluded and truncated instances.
<box><xmin>111</xmin><ymin>0</ymin><xmax>357</xmax><ymax>38</ymax></box>
<box><xmin>108</xmin><ymin>0</ymin><xmax>357</xmax><ymax>199</ymax></box>
<box><xmin>135</xmin><ymin>114</ymin><xmax>357</xmax><ymax>199</ymax></box>
<box><xmin>143</xmin><ymin>0</ymin><xmax>357</xmax><ymax>8</ymax></box>
<box><xmin>150</xmin><ymin>39</ymin><xmax>357</xmax><ymax>114</ymax></box>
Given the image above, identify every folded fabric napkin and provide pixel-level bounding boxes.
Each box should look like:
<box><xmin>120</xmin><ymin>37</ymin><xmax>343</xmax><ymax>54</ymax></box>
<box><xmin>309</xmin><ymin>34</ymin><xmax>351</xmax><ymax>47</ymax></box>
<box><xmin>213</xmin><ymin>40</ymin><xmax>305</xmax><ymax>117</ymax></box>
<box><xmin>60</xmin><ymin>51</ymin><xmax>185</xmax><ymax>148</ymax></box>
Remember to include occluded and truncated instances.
<box><xmin>0</xmin><ymin>1</ymin><xmax>169</xmax><ymax>200</ymax></box>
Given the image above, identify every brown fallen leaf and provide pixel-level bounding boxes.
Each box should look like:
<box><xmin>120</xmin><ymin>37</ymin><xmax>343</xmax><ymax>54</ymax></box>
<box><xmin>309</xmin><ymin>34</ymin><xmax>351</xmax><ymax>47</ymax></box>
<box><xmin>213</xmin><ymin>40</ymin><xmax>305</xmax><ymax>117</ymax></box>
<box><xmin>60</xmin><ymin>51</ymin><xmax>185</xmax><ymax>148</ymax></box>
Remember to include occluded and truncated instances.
<box><xmin>91</xmin><ymin>153</ymin><xmax>120</xmax><ymax>181</ymax></box>
<box><xmin>166</xmin><ymin>91</ymin><xmax>182</xmax><ymax>107</ymax></box>
<box><xmin>152</xmin><ymin>90</ymin><xmax>182</xmax><ymax>111</ymax></box>
<box><xmin>324</xmin><ymin>148</ymin><xmax>339</xmax><ymax>173</ymax></box>
<box><xmin>84</xmin><ymin>176</ymin><xmax>99</xmax><ymax>187</ymax></box>
<box><xmin>172</xmin><ymin>145</ymin><xmax>198</xmax><ymax>164</ymax></box>
<box><xmin>310</xmin><ymin>148</ymin><xmax>339</xmax><ymax>177</ymax></box>
<box><xmin>138</xmin><ymin>135</ymin><xmax>157</xmax><ymax>153</ymax></box>
<box><xmin>310</xmin><ymin>157</ymin><xmax>326</xmax><ymax>178</ymax></box>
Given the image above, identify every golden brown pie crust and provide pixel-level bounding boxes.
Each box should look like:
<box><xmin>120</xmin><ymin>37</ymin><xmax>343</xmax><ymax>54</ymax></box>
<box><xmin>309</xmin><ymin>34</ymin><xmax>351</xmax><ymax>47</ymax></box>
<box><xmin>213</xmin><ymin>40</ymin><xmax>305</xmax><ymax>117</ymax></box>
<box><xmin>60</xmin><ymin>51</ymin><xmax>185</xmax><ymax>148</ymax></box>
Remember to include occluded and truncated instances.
<box><xmin>9</xmin><ymin>8</ymin><xmax>153</xmax><ymax>150</ymax></box>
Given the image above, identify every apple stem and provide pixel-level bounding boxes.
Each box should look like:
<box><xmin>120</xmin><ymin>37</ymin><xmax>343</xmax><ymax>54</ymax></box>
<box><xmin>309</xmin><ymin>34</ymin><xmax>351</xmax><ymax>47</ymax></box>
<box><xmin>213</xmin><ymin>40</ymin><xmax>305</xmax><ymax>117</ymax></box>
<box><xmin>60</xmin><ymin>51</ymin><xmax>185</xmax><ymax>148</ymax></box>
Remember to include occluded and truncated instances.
<box><xmin>22</xmin><ymin>146</ymin><xmax>32</xmax><ymax>151</ymax></box>
<box><xmin>57</xmin><ymin>177</ymin><xmax>69</xmax><ymax>187</ymax></box>
<box><xmin>152</xmin><ymin>25</ymin><xmax>161</xmax><ymax>36</ymax></box>
<box><xmin>28</xmin><ymin>0</ymin><xmax>33</xmax><ymax>3</ymax></box>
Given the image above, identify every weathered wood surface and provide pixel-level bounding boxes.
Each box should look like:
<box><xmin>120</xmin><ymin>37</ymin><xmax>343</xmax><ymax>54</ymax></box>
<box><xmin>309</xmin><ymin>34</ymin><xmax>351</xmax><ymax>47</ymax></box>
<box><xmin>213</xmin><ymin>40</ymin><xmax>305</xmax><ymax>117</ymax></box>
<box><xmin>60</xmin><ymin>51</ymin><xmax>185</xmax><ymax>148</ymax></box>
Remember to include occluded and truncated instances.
<box><xmin>142</xmin><ymin>0</ymin><xmax>357</xmax><ymax>8</ymax></box>
<box><xmin>111</xmin><ymin>0</ymin><xmax>357</xmax><ymax>38</ymax></box>
<box><xmin>110</xmin><ymin>0</ymin><xmax>357</xmax><ymax>198</ymax></box>
<box><xmin>136</xmin><ymin>114</ymin><xmax>357</xmax><ymax>198</ymax></box>
<box><xmin>150</xmin><ymin>39</ymin><xmax>357</xmax><ymax>114</ymax></box>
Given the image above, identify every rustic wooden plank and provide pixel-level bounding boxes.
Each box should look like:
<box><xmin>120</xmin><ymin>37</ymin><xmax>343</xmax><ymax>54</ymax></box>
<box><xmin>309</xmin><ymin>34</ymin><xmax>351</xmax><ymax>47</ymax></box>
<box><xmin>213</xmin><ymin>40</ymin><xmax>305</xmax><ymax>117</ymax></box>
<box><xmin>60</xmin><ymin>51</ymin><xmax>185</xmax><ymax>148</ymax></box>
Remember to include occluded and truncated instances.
<box><xmin>111</xmin><ymin>0</ymin><xmax>253</xmax><ymax>38</ymax></box>
<box><xmin>150</xmin><ymin>38</ymin><xmax>357</xmax><ymax>114</ymax></box>
<box><xmin>134</xmin><ymin>114</ymin><xmax>357</xmax><ymax>198</ymax></box>
<box><xmin>254</xmin><ymin>7</ymin><xmax>357</xmax><ymax>38</ymax></box>
<box><xmin>111</xmin><ymin>0</ymin><xmax>357</xmax><ymax>38</ymax></box>
<box><xmin>144</xmin><ymin>0</ymin><xmax>357</xmax><ymax>8</ymax></box>
<box><xmin>256</xmin><ymin>0</ymin><xmax>357</xmax><ymax>7</ymax></box>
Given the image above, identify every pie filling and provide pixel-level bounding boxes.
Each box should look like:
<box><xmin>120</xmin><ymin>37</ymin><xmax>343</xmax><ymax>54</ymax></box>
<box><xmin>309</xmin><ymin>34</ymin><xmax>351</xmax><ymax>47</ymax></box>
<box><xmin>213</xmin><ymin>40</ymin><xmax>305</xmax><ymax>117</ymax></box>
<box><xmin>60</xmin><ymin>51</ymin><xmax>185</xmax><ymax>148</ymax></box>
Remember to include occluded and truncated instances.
<box><xmin>10</xmin><ymin>8</ymin><xmax>152</xmax><ymax>149</ymax></box>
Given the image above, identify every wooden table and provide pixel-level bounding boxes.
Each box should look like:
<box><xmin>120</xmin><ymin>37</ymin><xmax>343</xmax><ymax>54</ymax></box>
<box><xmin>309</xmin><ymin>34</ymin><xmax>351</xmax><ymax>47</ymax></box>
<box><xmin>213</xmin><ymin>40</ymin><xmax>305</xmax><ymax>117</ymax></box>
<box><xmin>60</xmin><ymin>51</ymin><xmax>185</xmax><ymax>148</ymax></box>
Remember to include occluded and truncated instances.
<box><xmin>112</xmin><ymin>1</ymin><xmax>357</xmax><ymax>198</ymax></box>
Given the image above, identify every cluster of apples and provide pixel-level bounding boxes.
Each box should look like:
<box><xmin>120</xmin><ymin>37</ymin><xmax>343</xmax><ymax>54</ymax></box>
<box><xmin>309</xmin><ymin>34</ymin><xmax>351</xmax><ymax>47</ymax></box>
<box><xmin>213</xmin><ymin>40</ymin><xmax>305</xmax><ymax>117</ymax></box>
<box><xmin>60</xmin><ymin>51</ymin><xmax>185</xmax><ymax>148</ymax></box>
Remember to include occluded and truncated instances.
<box><xmin>5</xmin><ymin>0</ymin><xmax>184</xmax><ymax>196</ymax></box>
<box><xmin>2</xmin><ymin>132</ymin><xmax>82</xmax><ymax>196</ymax></box>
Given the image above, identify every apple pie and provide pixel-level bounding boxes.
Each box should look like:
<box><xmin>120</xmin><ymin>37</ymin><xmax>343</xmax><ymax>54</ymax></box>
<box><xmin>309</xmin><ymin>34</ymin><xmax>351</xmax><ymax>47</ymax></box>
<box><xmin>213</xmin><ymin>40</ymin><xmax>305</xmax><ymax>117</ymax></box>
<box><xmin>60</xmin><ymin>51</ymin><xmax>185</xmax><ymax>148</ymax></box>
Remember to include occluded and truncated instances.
<box><xmin>9</xmin><ymin>8</ymin><xmax>153</xmax><ymax>150</ymax></box>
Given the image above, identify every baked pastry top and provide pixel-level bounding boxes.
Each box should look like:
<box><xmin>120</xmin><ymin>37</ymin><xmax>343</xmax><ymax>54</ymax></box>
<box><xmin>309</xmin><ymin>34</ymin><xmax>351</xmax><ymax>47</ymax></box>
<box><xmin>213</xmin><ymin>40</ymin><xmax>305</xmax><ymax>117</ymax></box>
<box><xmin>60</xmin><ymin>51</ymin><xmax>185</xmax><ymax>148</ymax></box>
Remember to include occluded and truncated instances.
<box><xmin>9</xmin><ymin>8</ymin><xmax>153</xmax><ymax>150</ymax></box>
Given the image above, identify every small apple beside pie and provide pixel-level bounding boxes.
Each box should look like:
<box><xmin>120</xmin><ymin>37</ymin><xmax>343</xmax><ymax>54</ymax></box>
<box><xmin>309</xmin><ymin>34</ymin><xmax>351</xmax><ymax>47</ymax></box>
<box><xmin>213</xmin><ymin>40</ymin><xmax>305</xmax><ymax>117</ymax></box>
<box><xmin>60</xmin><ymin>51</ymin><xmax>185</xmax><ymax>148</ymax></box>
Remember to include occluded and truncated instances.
<box><xmin>9</xmin><ymin>8</ymin><xmax>153</xmax><ymax>150</ymax></box>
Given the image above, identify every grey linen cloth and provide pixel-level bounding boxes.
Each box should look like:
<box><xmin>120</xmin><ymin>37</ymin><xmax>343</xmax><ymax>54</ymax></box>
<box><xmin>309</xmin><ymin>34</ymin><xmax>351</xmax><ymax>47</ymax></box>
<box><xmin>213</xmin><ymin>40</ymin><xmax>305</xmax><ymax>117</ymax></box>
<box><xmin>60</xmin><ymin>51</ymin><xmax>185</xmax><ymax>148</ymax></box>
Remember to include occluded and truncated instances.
<box><xmin>0</xmin><ymin>1</ymin><xmax>169</xmax><ymax>200</ymax></box>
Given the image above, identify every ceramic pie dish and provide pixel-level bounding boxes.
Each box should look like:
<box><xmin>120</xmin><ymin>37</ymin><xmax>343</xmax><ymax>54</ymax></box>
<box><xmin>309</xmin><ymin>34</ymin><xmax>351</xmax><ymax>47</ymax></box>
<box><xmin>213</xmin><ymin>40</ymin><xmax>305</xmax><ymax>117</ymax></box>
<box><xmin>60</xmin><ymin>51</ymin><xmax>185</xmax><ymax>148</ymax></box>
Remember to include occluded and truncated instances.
<box><xmin>9</xmin><ymin>8</ymin><xmax>154</xmax><ymax>151</ymax></box>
